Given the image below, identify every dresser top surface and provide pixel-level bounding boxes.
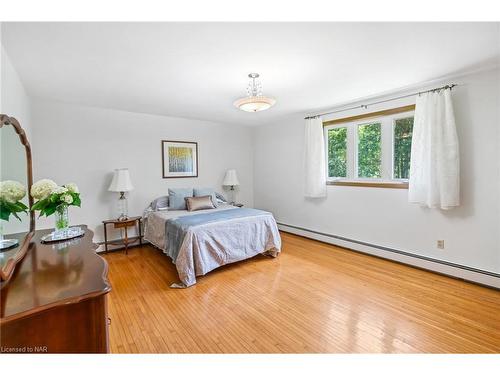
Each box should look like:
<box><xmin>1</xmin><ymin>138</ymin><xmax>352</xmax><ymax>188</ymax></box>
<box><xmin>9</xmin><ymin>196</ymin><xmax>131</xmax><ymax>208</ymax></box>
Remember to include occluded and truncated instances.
<box><xmin>1</xmin><ymin>226</ymin><xmax>111</xmax><ymax>322</ymax></box>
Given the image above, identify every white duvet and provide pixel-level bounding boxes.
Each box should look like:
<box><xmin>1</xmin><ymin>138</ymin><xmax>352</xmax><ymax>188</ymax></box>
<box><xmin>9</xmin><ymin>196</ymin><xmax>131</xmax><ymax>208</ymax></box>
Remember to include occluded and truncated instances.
<box><xmin>144</xmin><ymin>204</ymin><xmax>281</xmax><ymax>287</ymax></box>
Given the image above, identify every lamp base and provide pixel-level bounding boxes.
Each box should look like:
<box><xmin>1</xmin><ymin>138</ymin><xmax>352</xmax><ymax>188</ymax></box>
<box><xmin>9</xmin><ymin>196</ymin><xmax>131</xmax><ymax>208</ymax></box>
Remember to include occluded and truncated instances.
<box><xmin>116</xmin><ymin>192</ymin><xmax>129</xmax><ymax>221</ymax></box>
<box><xmin>229</xmin><ymin>185</ymin><xmax>236</xmax><ymax>205</ymax></box>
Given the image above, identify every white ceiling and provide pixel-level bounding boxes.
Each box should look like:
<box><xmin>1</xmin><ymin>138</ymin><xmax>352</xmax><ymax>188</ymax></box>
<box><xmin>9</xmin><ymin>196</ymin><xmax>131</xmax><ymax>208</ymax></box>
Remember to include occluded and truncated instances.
<box><xmin>2</xmin><ymin>22</ymin><xmax>499</xmax><ymax>126</ymax></box>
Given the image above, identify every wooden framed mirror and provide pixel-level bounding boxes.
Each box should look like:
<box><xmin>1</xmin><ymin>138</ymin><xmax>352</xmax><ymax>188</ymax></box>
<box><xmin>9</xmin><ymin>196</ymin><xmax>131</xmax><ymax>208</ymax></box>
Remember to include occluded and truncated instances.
<box><xmin>0</xmin><ymin>114</ymin><xmax>35</xmax><ymax>283</ymax></box>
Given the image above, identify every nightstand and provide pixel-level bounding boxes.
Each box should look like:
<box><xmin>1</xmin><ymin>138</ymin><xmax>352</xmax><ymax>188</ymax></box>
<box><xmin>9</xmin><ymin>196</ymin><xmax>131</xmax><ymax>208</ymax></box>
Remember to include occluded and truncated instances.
<box><xmin>102</xmin><ymin>216</ymin><xmax>143</xmax><ymax>254</ymax></box>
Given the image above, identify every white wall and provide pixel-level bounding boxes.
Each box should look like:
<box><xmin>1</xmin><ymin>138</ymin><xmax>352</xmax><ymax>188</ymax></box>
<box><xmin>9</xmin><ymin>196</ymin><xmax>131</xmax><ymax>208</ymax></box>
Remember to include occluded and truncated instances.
<box><xmin>31</xmin><ymin>98</ymin><xmax>254</xmax><ymax>243</ymax></box>
<box><xmin>253</xmin><ymin>68</ymin><xmax>500</xmax><ymax>275</ymax></box>
<box><xmin>1</xmin><ymin>42</ymin><xmax>31</xmax><ymax>139</ymax></box>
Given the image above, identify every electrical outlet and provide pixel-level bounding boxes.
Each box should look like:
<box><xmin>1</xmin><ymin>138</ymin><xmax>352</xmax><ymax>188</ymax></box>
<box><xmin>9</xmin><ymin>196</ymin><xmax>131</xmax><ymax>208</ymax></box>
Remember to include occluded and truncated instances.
<box><xmin>437</xmin><ymin>240</ymin><xmax>445</xmax><ymax>249</ymax></box>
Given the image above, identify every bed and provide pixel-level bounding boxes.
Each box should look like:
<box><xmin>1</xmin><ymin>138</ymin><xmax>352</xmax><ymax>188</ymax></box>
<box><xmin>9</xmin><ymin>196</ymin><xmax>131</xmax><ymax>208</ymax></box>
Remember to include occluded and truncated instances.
<box><xmin>144</xmin><ymin>202</ymin><xmax>281</xmax><ymax>287</ymax></box>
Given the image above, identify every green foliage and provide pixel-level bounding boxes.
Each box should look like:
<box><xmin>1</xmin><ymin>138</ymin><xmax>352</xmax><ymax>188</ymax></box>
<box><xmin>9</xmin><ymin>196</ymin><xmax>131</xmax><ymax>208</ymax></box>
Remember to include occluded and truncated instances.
<box><xmin>327</xmin><ymin>117</ymin><xmax>413</xmax><ymax>180</ymax></box>
<box><xmin>328</xmin><ymin>127</ymin><xmax>347</xmax><ymax>177</ymax></box>
<box><xmin>358</xmin><ymin>123</ymin><xmax>381</xmax><ymax>178</ymax></box>
<box><xmin>393</xmin><ymin>117</ymin><xmax>414</xmax><ymax>179</ymax></box>
<box><xmin>31</xmin><ymin>191</ymin><xmax>81</xmax><ymax>218</ymax></box>
<box><xmin>0</xmin><ymin>200</ymin><xmax>29</xmax><ymax>221</ymax></box>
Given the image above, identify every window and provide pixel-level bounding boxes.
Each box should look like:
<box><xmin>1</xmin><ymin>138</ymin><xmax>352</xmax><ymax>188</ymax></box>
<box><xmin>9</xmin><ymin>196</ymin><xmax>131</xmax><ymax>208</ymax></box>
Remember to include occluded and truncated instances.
<box><xmin>323</xmin><ymin>105</ymin><xmax>414</xmax><ymax>188</ymax></box>
<box><xmin>357</xmin><ymin>122</ymin><xmax>381</xmax><ymax>178</ymax></box>
<box><xmin>327</xmin><ymin>127</ymin><xmax>347</xmax><ymax>178</ymax></box>
<box><xmin>393</xmin><ymin>117</ymin><xmax>414</xmax><ymax>179</ymax></box>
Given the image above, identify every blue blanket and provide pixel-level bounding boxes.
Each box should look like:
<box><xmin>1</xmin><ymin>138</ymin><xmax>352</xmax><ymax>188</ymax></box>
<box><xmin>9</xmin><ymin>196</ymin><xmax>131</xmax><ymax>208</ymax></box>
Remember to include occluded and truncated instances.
<box><xmin>166</xmin><ymin>208</ymin><xmax>270</xmax><ymax>263</ymax></box>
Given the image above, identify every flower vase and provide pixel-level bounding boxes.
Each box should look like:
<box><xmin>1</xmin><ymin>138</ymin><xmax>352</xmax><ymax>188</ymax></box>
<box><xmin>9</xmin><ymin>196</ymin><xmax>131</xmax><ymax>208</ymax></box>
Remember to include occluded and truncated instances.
<box><xmin>54</xmin><ymin>205</ymin><xmax>69</xmax><ymax>235</ymax></box>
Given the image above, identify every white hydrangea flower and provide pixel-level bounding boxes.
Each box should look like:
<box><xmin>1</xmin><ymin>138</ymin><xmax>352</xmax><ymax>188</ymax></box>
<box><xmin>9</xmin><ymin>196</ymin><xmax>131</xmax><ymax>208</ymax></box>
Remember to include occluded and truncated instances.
<box><xmin>0</xmin><ymin>180</ymin><xmax>26</xmax><ymax>203</ymax></box>
<box><xmin>52</xmin><ymin>186</ymin><xmax>68</xmax><ymax>195</ymax></box>
<box><xmin>31</xmin><ymin>179</ymin><xmax>57</xmax><ymax>200</ymax></box>
<box><xmin>65</xmin><ymin>183</ymin><xmax>79</xmax><ymax>194</ymax></box>
<box><xmin>61</xmin><ymin>194</ymin><xmax>73</xmax><ymax>204</ymax></box>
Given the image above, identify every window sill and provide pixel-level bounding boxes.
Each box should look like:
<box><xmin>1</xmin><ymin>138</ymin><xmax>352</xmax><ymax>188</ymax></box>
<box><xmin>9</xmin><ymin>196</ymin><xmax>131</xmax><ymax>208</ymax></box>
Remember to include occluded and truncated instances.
<box><xmin>326</xmin><ymin>180</ymin><xmax>409</xmax><ymax>189</ymax></box>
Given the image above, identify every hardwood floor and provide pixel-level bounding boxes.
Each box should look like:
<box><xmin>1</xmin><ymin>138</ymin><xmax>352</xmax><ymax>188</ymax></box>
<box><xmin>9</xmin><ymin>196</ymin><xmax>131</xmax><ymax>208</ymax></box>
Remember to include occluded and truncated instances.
<box><xmin>102</xmin><ymin>232</ymin><xmax>500</xmax><ymax>353</ymax></box>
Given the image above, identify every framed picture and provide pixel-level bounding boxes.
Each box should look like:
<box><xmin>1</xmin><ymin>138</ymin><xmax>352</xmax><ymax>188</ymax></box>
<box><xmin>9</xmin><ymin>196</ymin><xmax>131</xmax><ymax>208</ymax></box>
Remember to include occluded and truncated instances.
<box><xmin>161</xmin><ymin>140</ymin><xmax>198</xmax><ymax>178</ymax></box>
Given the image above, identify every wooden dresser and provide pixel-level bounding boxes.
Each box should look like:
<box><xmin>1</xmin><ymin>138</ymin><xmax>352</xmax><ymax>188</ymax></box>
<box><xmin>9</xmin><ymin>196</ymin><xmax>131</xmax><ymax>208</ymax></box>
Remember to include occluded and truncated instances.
<box><xmin>0</xmin><ymin>226</ymin><xmax>111</xmax><ymax>353</ymax></box>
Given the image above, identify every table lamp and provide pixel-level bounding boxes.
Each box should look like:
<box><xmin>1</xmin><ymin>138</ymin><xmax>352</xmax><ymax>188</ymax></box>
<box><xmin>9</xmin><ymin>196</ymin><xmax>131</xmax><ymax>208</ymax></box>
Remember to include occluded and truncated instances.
<box><xmin>108</xmin><ymin>168</ymin><xmax>134</xmax><ymax>220</ymax></box>
<box><xmin>223</xmin><ymin>169</ymin><xmax>239</xmax><ymax>204</ymax></box>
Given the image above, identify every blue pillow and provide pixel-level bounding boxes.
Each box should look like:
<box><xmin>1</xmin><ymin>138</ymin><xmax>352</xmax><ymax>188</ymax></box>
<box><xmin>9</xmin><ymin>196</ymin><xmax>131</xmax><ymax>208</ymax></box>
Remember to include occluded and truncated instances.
<box><xmin>168</xmin><ymin>188</ymin><xmax>194</xmax><ymax>210</ymax></box>
<box><xmin>193</xmin><ymin>188</ymin><xmax>217</xmax><ymax>206</ymax></box>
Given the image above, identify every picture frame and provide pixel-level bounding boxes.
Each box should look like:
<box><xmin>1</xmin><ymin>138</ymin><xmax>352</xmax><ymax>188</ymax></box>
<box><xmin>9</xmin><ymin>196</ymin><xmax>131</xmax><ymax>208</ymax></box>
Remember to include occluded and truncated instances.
<box><xmin>161</xmin><ymin>140</ymin><xmax>198</xmax><ymax>178</ymax></box>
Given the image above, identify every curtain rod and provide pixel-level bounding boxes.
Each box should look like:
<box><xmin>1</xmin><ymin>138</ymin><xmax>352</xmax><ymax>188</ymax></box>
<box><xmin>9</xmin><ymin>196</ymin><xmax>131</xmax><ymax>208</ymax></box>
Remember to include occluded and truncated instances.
<box><xmin>304</xmin><ymin>83</ymin><xmax>457</xmax><ymax>120</ymax></box>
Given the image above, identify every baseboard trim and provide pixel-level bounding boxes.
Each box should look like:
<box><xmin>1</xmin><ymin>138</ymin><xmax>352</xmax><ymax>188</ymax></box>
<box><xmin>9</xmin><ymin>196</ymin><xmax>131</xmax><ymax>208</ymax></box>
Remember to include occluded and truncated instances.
<box><xmin>277</xmin><ymin>222</ymin><xmax>500</xmax><ymax>289</ymax></box>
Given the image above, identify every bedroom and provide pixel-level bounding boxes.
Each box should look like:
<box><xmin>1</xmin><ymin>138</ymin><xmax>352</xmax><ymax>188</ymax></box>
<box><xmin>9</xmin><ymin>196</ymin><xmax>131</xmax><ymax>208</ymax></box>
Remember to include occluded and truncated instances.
<box><xmin>1</xmin><ymin>1</ymin><xmax>499</xmax><ymax>371</ymax></box>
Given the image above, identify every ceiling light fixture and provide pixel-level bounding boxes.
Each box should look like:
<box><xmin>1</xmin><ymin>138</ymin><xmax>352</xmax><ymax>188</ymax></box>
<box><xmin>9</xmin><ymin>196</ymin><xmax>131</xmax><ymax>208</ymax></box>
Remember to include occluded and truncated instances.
<box><xmin>233</xmin><ymin>73</ymin><xmax>276</xmax><ymax>112</ymax></box>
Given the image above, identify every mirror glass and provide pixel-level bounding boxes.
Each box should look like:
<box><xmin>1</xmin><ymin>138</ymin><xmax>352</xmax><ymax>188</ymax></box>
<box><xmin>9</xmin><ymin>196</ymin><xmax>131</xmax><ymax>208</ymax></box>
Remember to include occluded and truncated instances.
<box><xmin>0</xmin><ymin>123</ymin><xmax>30</xmax><ymax>270</ymax></box>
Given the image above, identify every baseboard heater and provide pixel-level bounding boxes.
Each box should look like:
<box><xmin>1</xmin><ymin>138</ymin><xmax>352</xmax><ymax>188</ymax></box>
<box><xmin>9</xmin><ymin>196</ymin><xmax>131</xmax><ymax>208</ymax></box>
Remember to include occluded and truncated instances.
<box><xmin>277</xmin><ymin>222</ymin><xmax>500</xmax><ymax>289</ymax></box>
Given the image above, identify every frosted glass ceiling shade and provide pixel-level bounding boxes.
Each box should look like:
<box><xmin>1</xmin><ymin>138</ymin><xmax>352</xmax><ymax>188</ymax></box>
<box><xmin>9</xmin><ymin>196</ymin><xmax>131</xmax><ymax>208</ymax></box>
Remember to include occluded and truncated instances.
<box><xmin>108</xmin><ymin>168</ymin><xmax>134</xmax><ymax>192</ymax></box>
<box><xmin>233</xmin><ymin>96</ymin><xmax>276</xmax><ymax>112</ymax></box>
<box><xmin>234</xmin><ymin>73</ymin><xmax>276</xmax><ymax>112</ymax></box>
<box><xmin>223</xmin><ymin>169</ymin><xmax>239</xmax><ymax>186</ymax></box>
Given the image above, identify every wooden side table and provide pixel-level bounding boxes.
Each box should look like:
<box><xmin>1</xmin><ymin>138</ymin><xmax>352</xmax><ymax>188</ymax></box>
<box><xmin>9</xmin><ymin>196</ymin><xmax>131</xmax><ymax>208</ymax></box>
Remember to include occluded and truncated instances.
<box><xmin>102</xmin><ymin>216</ymin><xmax>143</xmax><ymax>255</ymax></box>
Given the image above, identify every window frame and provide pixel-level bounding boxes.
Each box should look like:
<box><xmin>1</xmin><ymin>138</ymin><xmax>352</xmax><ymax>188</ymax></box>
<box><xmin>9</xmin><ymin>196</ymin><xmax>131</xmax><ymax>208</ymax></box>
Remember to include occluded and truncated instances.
<box><xmin>323</xmin><ymin>105</ymin><xmax>415</xmax><ymax>188</ymax></box>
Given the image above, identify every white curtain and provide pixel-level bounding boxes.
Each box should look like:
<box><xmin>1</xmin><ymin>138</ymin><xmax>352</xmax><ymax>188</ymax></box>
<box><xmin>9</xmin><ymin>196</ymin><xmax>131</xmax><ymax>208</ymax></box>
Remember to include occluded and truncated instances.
<box><xmin>409</xmin><ymin>89</ymin><xmax>460</xmax><ymax>209</ymax></box>
<box><xmin>304</xmin><ymin>116</ymin><xmax>327</xmax><ymax>198</ymax></box>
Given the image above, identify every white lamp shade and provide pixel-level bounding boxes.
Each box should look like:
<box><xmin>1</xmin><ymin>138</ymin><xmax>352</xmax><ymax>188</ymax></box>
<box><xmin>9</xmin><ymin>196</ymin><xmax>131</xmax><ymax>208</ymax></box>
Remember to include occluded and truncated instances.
<box><xmin>223</xmin><ymin>169</ymin><xmax>240</xmax><ymax>186</ymax></box>
<box><xmin>108</xmin><ymin>168</ymin><xmax>134</xmax><ymax>192</ymax></box>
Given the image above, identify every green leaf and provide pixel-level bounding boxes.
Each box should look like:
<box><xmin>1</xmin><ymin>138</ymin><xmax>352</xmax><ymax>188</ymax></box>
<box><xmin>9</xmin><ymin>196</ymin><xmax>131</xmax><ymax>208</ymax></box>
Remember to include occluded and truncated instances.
<box><xmin>32</xmin><ymin>197</ymin><xmax>49</xmax><ymax>211</ymax></box>
<box><xmin>7</xmin><ymin>201</ymin><xmax>28</xmax><ymax>213</ymax></box>
<box><xmin>43</xmin><ymin>205</ymin><xmax>57</xmax><ymax>217</ymax></box>
<box><xmin>72</xmin><ymin>194</ymin><xmax>81</xmax><ymax>207</ymax></box>
<box><xmin>0</xmin><ymin>201</ymin><xmax>24</xmax><ymax>221</ymax></box>
<box><xmin>15</xmin><ymin>201</ymin><xmax>29</xmax><ymax>211</ymax></box>
<box><xmin>4</xmin><ymin>201</ymin><xmax>21</xmax><ymax>213</ymax></box>
<box><xmin>0</xmin><ymin>211</ymin><xmax>10</xmax><ymax>221</ymax></box>
<box><xmin>0</xmin><ymin>201</ymin><xmax>11</xmax><ymax>221</ymax></box>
